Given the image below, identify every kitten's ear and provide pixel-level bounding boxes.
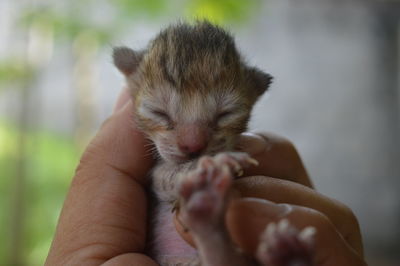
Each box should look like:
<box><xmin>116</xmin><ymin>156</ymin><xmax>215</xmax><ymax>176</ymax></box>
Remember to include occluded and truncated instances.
<box><xmin>113</xmin><ymin>46</ymin><xmax>144</xmax><ymax>76</ymax></box>
<box><xmin>248</xmin><ymin>67</ymin><xmax>273</xmax><ymax>97</ymax></box>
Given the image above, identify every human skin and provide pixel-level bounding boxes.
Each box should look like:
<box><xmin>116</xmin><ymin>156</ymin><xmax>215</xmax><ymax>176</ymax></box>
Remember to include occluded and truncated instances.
<box><xmin>45</xmin><ymin>89</ymin><xmax>367</xmax><ymax>266</ymax></box>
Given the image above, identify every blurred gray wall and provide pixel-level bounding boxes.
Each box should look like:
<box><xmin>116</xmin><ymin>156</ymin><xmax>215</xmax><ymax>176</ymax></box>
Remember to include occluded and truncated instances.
<box><xmin>242</xmin><ymin>1</ymin><xmax>400</xmax><ymax>262</ymax></box>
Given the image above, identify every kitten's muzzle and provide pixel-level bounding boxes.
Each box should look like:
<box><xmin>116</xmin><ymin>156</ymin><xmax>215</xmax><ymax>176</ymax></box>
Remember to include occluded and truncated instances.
<box><xmin>178</xmin><ymin>141</ymin><xmax>207</xmax><ymax>159</ymax></box>
<box><xmin>177</xmin><ymin>124</ymin><xmax>209</xmax><ymax>159</ymax></box>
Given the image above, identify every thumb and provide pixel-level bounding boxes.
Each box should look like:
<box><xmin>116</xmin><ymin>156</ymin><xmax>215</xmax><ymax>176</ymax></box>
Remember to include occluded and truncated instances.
<box><xmin>80</xmin><ymin>99</ymin><xmax>153</xmax><ymax>184</ymax></box>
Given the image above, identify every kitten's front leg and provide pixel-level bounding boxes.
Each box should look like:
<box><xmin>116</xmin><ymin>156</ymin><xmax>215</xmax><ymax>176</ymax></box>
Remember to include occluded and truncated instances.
<box><xmin>177</xmin><ymin>152</ymin><xmax>316</xmax><ymax>266</ymax></box>
<box><xmin>178</xmin><ymin>152</ymin><xmax>258</xmax><ymax>266</ymax></box>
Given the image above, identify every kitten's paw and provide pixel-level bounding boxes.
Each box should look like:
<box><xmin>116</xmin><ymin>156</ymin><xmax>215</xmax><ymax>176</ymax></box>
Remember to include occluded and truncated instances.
<box><xmin>178</xmin><ymin>156</ymin><xmax>233</xmax><ymax>234</ymax></box>
<box><xmin>256</xmin><ymin>219</ymin><xmax>316</xmax><ymax>266</ymax></box>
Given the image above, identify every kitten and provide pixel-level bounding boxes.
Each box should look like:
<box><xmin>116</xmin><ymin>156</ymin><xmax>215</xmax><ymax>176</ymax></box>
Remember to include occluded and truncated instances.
<box><xmin>113</xmin><ymin>21</ymin><xmax>314</xmax><ymax>266</ymax></box>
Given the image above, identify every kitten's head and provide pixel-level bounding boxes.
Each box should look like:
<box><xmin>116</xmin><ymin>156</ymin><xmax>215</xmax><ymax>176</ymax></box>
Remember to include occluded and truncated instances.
<box><xmin>114</xmin><ymin>21</ymin><xmax>272</xmax><ymax>163</ymax></box>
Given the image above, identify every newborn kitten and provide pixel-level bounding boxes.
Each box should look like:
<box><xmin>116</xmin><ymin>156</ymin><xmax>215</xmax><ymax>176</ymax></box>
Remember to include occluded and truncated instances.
<box><xmin>113</xmin><ymin>21</ymin><xmax>315</xmax><ymax>266</ymax></box>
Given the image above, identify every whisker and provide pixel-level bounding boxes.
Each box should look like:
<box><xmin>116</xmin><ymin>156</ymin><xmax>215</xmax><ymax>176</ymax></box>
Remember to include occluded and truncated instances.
<box><xmin>144</xmin><ymin>142</ymin><xmax>155</xmax><ymax>148</ymax></box>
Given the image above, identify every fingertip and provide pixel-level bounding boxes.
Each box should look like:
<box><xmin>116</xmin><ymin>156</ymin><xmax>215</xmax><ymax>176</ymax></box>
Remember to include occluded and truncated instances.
<box><xmin>238</xmin><ymin>132</ymin><xmax>313</xmax><ymax>188</ymax></box>
<box><xmin>236</xmin><ymin>133</ymin><xmax>270</xmax><ymax>156</ymax></box>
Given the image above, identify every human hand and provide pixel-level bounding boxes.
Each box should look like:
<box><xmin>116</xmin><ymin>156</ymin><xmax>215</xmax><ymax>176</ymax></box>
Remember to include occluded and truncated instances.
<box><xmin>175</xmin><ymin>133</ymin><xmax>367</xmax><ymax>266</ymax></box>
<box><xmin>45</xmin><ymin>87</ymin><xmax>366</xmax><ymax>266</ymax></box>
<box><xmin>45</xmin><ymin>89</ymin><xmax>158</xmax><ymax>266</ymax></box>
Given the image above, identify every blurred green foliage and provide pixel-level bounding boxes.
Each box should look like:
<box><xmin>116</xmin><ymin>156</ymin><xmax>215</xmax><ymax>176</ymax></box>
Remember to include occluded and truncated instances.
<box><xmin>19</xmin><ymin>8</ymin><xmax>114</xmax><ymax>45</ymax></box>
<box><xmin>0</xmin><ymin>121</ymin><xmax>79</xmax><ymax>265</ymax></box>
<box><xmin>185</xmin><ymin>0</ymin><xmax>261</xmax><ymax>24</ymax></box>
<box><xmin>112</xmin><ymin>0</ymin><xmax>169</xmax><ymax>17</ymax></box>
<box><xmin>0</xmin><ymin>0</ymin><xmax>262</xmax><ymax>264</ymax></box>
<box><xmin>0</xmin><ymin>60</ymin><xmax>34</xmax><ymax>87</ymax></box>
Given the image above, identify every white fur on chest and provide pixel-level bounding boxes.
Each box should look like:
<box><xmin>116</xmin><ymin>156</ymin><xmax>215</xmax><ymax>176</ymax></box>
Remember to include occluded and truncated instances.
<box><xmin>148</xmin><ymin>201</ymin><xmax>198</xmax><ymax>265</ymax></box>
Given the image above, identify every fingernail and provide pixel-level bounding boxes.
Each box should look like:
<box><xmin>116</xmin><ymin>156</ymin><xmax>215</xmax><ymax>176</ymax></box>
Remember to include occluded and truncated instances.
<box><xmin>240</xmin><ymin>198</ymin><xmax>292</xmax><ymax>219</ymax></box>
<box><xmin>236</xmin><ymin>133</ymin><xmax>269</xmax><ymax>156</ymax></box>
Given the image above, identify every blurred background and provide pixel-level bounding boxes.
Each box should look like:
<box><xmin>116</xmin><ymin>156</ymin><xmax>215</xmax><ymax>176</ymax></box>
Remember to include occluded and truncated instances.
<box><xmin>0</xmin><ymin>0</ymin><xmax>399</xmax><ymax>265</ymax></box>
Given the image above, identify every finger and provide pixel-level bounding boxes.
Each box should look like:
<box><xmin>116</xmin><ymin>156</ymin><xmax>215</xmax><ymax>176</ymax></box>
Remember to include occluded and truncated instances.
<box><xmin>46</xmin><ymin>101</ymin><xmax>155</xmax><ymax>265</ymax></box>
<box><xmin>227</xmin><ymin>198</ymin><xmax>366</xmax><ymax>266</ymax></box>
<box><xmin>83</xmin><ymin>100</ymin><xmax>153</xmax><ymax>183</ymax></box>
<box><xmin>236</xmin><ymin>132</ymin><xmax>313</xmax><ymax>188</ymax></box>
<box><xmin>233</xmin><ymin>176</ymin><xmax>363</xmax><ymax>256</ymax></box>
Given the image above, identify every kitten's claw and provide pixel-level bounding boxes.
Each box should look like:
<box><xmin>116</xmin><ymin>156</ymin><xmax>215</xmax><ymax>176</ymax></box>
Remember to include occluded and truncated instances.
<box><xmin>213</xmin><ymin>152</ymin><xmax>258</xmax><ymax>177</ymax></box>
<box><xmin>171</xmin><ymin>199</ymin><xmax>180</xmax><ymax>213</ymax></box>
<box><xmin>256</xmin><ymin>219</ymin><xmax>316</xmax><ymax>266</ymax></box>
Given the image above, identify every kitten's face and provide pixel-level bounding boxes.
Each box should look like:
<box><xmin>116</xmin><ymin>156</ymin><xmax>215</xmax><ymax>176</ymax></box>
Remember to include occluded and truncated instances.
<box><xmin>135</xmin><ymin>84</ymin><xmax>251</xmax><ymax>163</ymax></box>
<box><xmin>113</xmin><ymin>23</ymin><xmax>272</xmax><ymax>163</ymax></box>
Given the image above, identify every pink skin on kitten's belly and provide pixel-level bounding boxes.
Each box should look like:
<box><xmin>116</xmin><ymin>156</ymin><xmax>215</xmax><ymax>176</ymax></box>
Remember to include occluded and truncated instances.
<box><xmin>150</xmin><ymin>202</ymin><xmax>197</xmax><ymax>263</ymax></box>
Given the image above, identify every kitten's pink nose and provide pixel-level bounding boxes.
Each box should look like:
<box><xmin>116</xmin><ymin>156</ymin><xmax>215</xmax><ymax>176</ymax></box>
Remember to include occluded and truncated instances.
<box><xmin>177</xmin><ymin>124</ymin><xmax>209</xmax><ymax>158</ymax></box>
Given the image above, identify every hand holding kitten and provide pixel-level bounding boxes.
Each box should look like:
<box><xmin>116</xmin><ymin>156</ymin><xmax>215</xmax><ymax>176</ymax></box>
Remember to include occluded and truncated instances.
<box><xmin>176</xmin><ymin>133</ymin><xmax>365</xmax><ymax>266</ymax></box>
<box><xmin>45</xmin><ymin>88</ymin><xmax>366</xmax><ymax>266</ymax></box>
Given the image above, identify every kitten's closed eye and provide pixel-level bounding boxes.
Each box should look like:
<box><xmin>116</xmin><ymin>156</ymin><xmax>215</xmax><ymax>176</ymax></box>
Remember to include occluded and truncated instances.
<box><xmin>217</xmin><ymin>110</ymin><xmax>234</xmax><ymax>121</ymax></box>
<box><xmin>216</xmin><ymin>109</ymin><xmax>241</xmax><ymax>125</ymax></box>
<box><xmin>151</xmin><ymin>109</ymin><xmax>170</xmax><ymax>120</ymax></box>
<box><xmin>215</xmin><ymin>109</ymin><xmax>248</xmax><ymax>130</ymax></box>
<box><xmin>214</xmin><ymin>110</ymin><xmax>237</xmax><ymax>128</ymax></box>
<box><xmin>150</xmin><ymin>109</ymin><xmax>174</xmax><ymax>130</ymax></box>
